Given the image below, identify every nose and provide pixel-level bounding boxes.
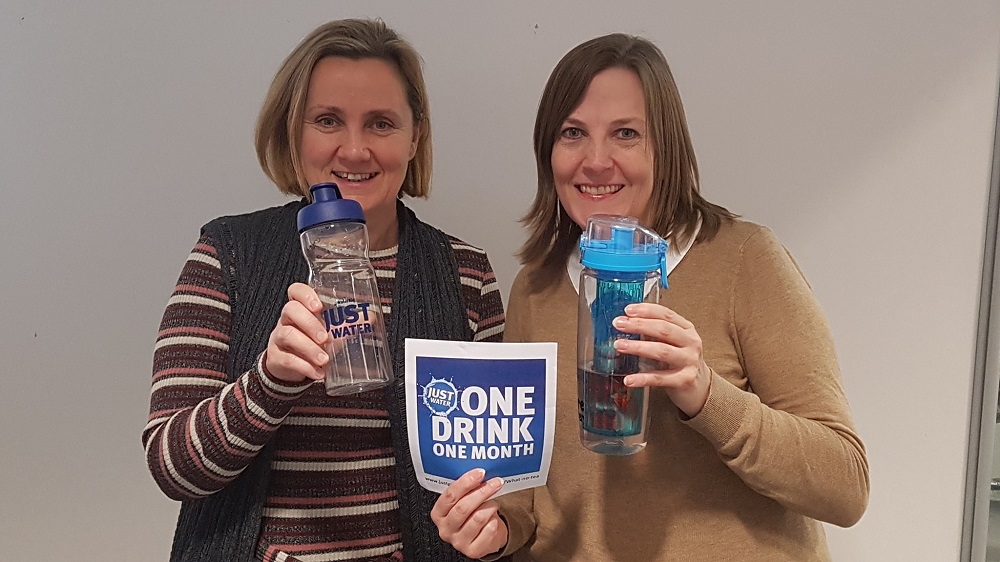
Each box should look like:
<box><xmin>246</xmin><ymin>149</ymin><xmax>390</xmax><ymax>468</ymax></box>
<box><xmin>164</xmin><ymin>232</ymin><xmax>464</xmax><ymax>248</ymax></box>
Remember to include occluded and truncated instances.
<box><xmin>582</xmin><ymin>139</ymin><xmax>612</xmax><ymax>174</ymax></box>
<box><xmin>339</xmin><ymin>128</ymin><xmax>371</xmax><ymax>161</ymax></box>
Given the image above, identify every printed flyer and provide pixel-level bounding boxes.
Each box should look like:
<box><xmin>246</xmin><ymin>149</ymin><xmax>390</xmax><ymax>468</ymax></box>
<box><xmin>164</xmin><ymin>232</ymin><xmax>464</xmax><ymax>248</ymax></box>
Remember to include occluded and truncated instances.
<box><xmin>404</xmin><ymin>338</ymin><xmax>557</xmax><ymax>497</ymax></box>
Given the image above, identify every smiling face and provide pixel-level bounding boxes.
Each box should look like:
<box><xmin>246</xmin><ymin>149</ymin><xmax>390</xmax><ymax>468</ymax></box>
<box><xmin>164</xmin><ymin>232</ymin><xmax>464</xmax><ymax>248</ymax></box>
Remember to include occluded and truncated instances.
<box><xmin>551</xmin><ymin>67</ymin><xmax>655</xmax><ymax>230</ymax></box>
<box><xmin>300</xmin><ymin>56</ymin><xmax>419</xmax><ymax>244</ymax></box>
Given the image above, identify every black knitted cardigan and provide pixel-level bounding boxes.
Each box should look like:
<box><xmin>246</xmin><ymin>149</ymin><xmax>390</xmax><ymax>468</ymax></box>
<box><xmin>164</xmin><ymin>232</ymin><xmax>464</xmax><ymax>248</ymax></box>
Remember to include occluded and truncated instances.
<box><xmin>168</xmin><ymin>199</ymin><xmax>483</xmax><ymax>562</ymax></box>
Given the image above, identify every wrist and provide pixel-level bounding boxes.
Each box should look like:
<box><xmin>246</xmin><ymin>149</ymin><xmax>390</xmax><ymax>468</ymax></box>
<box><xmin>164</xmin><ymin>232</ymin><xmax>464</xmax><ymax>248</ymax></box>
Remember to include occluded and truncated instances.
<box><xmin>257</xmin><ymin>351</ymin><xmax>314</xmax><ymax>395</ymax></box>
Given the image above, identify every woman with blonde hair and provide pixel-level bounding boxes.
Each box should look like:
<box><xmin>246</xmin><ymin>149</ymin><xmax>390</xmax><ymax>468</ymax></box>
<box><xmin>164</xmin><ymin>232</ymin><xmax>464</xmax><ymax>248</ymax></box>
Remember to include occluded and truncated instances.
<box><xmin>143</xmin><ymin>19</ymin><xmax>504</xmax><ymax>562</ymax></box>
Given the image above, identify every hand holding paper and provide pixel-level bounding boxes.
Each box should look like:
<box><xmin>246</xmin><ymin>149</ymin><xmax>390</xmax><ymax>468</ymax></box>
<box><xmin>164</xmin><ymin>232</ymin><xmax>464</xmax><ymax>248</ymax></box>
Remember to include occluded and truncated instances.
<box><xmin>431</xmin><ymin>468</ymin><xmax>508</xmax><ymax>559</ymax></box>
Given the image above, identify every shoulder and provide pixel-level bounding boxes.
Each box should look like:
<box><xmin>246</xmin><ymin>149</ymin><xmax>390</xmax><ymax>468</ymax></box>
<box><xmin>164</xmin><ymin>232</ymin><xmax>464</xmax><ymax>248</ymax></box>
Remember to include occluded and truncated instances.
<box><xmin>504</xmin><ymin>263</ymin><xmax>575</xmax><ymax>343</ymax></box>
<box><xmin>695</xmin><ymin>218</ymin><xmax>784</xmax><ymax>258</ymax></box>
<box><xmin>442</xmin><ymin>233</ymin><xmax>495</xmax><ymax>274</ymax></box>
<box><xmin>509</xmin><ymin>265</ymin><xmax>535</xmax><ymax>296</ymax></box>
<box><xmin>707</xmin><ymin>219</ymin><xmax>812</xmax><ymax>291</ymax></box>
<box><xmin>201</xmin><ymin>200</ymin><xmax>305</xmax><ymax>235</ymax></box>
<box><xmin>444</xmin><ymin>234</ymin><xmax>489</xmax><ymax>258</ymax></box>
<box><xmin>681</xmin><ymin>219</ymin><xmax>796</xmax><ymax>289</ymax></box>
<box><xmin>708</xmin><ymin>217</ymin><xmax>769</xmax><ymax>244</ymax></box>
<box><xmin>508</xmin><ymin>262</ymin><xmax>564</xmax><ymax>300</ymax></box>
<box><xmin>199</xmin><ymin>200</ymin><xmax>306</xmax><ymax>283</ymax></box>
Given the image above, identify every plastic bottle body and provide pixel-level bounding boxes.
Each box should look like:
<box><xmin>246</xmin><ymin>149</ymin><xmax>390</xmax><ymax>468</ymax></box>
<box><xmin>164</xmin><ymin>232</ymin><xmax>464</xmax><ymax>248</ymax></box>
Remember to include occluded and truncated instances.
<box><xmin>577</xmin><ymin>267</ymin><xmax>660</xmax><ymax>455</ymax></box>
<box><xmin>300</xmin><ymin>222</ymin><xmax>393</xmax><ymax>396</ymax></box>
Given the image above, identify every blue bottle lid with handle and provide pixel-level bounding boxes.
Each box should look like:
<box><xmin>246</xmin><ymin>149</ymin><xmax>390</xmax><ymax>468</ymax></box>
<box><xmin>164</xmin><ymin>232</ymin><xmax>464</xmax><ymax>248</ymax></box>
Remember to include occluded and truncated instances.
<box><xmin>579</xmin><ymin>214</ymin><xmax>669</xmax><ymax>288</ymax></box>
<box><xmin>297</xmin><ymin>183</ymin><xmax>366</xmax><ymax>232</ymax></box>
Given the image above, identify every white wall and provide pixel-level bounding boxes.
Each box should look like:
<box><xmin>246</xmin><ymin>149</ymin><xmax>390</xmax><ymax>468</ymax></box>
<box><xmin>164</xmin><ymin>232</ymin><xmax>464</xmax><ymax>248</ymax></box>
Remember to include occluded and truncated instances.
<box><xmin>1</xmin><ymin>2</ymin><xmax>998</xmax><ymax>560</ymax></box>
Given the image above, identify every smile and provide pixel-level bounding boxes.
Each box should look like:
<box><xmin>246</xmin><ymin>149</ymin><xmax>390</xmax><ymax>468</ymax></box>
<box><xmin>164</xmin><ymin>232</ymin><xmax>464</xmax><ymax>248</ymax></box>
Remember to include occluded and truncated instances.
<box><xmin>576</xmin><ymin>184</ymin><xmax>623</xmax><ymax>195</ymax></box>
<box><xmin>333</xmin><ymin>171</ymin><xmax>378</xmax><ymax>181</ymax></box>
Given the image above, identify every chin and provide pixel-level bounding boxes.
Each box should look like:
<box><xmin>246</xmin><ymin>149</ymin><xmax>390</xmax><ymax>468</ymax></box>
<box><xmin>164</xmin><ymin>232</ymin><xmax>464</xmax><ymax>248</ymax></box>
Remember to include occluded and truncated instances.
<box><xmin>573</xmin><ymin>206</ymin><xmax>629</xmax><ymax>225</ymax></box>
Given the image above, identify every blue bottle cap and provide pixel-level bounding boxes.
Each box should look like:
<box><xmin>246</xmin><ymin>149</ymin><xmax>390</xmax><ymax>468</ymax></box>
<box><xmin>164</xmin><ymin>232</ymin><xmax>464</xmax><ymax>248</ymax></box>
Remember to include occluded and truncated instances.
<box><xmin>297</xmin><ymin>183</ymin><xmax>366</xmax><ymax>232</ymax></box>
<box><xmin>579</xmin><ymin>214</ymin><xmax>669</xmax><ymax>288</ymax></box>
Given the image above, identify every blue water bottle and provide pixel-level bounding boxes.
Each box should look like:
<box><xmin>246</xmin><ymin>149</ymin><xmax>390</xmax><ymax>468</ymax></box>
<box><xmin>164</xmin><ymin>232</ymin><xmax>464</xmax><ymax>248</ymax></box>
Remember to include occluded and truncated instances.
<box><xmin>577</xmin><ymin>215</ymin><xmax>668</xmax><ymax>455</ymax></box>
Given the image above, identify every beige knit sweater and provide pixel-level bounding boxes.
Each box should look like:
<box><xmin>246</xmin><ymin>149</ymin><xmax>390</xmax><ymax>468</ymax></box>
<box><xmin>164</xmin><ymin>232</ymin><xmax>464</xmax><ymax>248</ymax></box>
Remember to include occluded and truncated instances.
<box><xmin>493</xmin><ymin>219</ymin><xmax>869</xmax><ymax>562</ymax></box>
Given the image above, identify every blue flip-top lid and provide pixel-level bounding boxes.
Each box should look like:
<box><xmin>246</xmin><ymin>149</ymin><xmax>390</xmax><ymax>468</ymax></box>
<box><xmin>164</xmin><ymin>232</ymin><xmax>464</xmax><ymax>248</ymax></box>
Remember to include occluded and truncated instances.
<box><xmin>297</xmin><ymin>183</ymin><xmax>365</xmax><ymax>232</ymax></box>
<box><xmin>579</xmin><ymin>215</ymin><xmax>669</xmax><ymax>288</ymax></box>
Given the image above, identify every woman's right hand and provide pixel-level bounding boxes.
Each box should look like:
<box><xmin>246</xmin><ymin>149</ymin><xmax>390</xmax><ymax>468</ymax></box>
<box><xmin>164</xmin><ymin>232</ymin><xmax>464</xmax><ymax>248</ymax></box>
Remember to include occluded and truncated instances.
<box><xmin>264</xmin><ymin>282</ymin><xmax>330</xmax><ymax>384</ymax></box>
<box><xmin>431</xmin><ymin>468</ymin><xmax>508</xmax><ymax>558</ymax></box>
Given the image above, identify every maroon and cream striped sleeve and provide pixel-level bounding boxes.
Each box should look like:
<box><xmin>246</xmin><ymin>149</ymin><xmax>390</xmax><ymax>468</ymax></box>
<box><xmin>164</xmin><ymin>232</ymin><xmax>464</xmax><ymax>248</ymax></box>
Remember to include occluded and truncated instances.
<box><xmin>449</xmin><ymin>237</ymin><xmax>505</xmax><ymax>342</ymax></box>
<box><xmin>142</xmin><ymin>235</ymin><xmax>313</xmax><ymax>501</ymax></box>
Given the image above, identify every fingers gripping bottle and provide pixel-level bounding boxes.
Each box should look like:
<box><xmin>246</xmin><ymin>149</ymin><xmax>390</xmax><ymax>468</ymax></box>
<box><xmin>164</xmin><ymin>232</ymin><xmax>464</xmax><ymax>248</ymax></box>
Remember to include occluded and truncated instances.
<box><xmin>577</xmin><ymin>215</ymin><xmax>668</xmax><ymax>455</ymax></box>
<box><xmin>297</xmin><ymin>182</ymin><xmax>393</xmax><ymax>396</ymax></box>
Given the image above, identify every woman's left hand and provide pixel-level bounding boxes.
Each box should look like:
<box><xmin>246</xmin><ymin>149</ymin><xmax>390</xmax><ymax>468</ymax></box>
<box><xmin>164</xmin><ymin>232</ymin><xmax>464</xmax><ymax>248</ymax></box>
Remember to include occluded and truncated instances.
<box><xmin>612</xmin><ymin>303</ymin><xmax>712</xmax><ymax>417</ymax></box>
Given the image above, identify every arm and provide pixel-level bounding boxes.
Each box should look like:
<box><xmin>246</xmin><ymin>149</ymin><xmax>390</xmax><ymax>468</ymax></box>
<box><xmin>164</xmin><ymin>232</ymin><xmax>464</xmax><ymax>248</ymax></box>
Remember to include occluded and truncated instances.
<box><xmin>141</xmin><ymin>236</ymin><xmax>315</xmax><ymax>501</ymax></box>
<box><xmin>686</xmin><ymin>227</ymin><xmax>869</xmax><ymax>526</ymax></box>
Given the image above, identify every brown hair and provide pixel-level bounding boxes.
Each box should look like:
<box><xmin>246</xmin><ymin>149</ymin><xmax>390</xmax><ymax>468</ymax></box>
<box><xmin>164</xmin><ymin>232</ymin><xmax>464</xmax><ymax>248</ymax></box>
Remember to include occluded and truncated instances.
<box><xmin>255</xmin><ymin>19</ymin><xmax>431</xmax><ymax>198</ymax></box>
<box><xmin>520</xmin><ymin>33</ymin><xmax>735</xmax><ymax>280</ymax></box>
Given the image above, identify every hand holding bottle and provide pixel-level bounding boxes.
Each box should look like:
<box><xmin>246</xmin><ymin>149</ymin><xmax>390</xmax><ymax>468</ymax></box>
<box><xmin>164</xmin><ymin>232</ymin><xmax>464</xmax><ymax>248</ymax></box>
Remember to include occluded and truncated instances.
<box><xmin>612</xmin><ymin>303</ymin><xmax>712</xmax><ymax>418</ymax></box>
<box><xmin>264</xmin><ymin>282</ymin><xmax>330</xmax><ymax>384</ymax></box>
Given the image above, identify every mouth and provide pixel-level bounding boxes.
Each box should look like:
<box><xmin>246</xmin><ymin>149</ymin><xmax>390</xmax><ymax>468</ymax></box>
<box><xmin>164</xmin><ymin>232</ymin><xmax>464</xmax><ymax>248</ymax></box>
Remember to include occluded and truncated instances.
<box><xmin>576</xmin><ymin>184</ymin><xmax>624</xmax><ymax>196</ymax></box>
<box><xmin>333</xmin><ymin>171</ymin><xmax>379</xmax><ymax>182</ymax></box>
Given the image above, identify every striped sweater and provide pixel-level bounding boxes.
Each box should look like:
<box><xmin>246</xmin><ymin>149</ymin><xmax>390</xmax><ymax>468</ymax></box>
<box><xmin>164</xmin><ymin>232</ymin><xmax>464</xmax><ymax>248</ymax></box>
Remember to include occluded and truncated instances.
<box><xmin>144</xmin><ymin>234</ymin><xmax>505</xmax><ymax>562</ymax></box>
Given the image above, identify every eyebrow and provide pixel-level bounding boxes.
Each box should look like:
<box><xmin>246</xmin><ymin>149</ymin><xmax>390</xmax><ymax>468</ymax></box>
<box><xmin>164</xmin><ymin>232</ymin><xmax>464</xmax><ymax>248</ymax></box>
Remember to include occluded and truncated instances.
<box><xmin>306</xmin><ymin>105</ymin><xmax>405</xmax><ymax>120</ymax></box>
<box><xmin>562</xmin><ymin>116</ymin><xmax>645</xmax><ymax>127</ymax></box>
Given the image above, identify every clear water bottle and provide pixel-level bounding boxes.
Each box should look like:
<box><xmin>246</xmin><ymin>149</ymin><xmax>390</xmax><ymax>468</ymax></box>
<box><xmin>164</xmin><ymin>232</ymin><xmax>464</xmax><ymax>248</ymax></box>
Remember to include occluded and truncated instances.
<box><xmin>297</xmin><ymin>182</ymin><xmax>393</xmax><ymax>396</ymax></box>
<box><xmin>577</xmin><ymin>215</ymin><xmax>668</xmax><ymax>455</ymax></box>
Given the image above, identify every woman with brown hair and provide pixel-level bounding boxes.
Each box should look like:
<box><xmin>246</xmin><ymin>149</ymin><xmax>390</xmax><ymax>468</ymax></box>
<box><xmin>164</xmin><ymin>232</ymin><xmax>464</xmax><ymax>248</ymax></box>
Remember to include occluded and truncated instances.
<box><xmin>142</xmin><ymin>19</ymin><xmax>504</xmax><ymax>562</ymax></box>
<box><xmin>432</xmin><ymin>32</ymin><xmax>868</xmax><ymax>561</ymax></box>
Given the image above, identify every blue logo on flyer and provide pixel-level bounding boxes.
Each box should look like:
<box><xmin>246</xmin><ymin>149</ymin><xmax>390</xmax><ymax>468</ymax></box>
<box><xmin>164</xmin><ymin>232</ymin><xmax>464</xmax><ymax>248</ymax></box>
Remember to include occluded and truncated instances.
<box><xmin>423</xmin><ymin>378</ymin><xmax>459</xmax><ymax>416</ymax></box>
<box><xmin>415</xmin><ymin>357</ymin><xmax>546</xmax><ymax>481</ymax></box>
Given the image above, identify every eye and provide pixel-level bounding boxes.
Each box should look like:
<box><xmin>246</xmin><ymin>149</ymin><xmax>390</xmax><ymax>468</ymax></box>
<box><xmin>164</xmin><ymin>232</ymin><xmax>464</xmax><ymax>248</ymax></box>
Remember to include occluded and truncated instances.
<box><xmin>371</xmin><ymin>119</ymin><xmax>395</xmax><ymax>132</ymax></box>
<box><xmin>616</xmin><ymin>128</ymin><xmax>639</xmax><ymax>140</ymax></box>
<box><xmin>309</xmin><ymin>115</ymin><xmax>340</xmax><ymax>129</ymax></box>
<box><xmin>560</xmin><ymin>127</ymin><xmax>584</xmax><ymax>139</ymax></box>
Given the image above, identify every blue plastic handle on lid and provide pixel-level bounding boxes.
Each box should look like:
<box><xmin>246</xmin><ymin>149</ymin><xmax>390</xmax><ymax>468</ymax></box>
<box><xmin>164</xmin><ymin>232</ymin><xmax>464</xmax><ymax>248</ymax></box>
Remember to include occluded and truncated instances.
<box><xmin>296</xmin><ymin>183</ymin><xmax>366</xmax><ymax>232</ymax></box>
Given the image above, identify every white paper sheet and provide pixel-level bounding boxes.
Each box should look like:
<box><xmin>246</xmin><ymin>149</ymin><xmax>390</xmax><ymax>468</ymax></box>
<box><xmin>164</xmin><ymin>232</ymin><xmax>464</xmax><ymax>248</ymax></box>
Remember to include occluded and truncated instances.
<box><xmin>404</xmin><ymin>338</ymin><xmax>557</xmax><ymax>497</ymax></box>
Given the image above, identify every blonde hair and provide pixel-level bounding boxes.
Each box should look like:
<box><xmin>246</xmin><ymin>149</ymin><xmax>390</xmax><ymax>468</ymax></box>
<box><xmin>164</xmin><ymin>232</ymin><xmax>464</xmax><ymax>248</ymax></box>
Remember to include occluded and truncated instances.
<box><xmin>520</xmin><ymin>33</ymin><xmax>735</xmax><ymax>280</ymax></box>
<box><xmin>255</xmin><ymin>19</ymin><xmax>431</xmax><ymax>198</ymax></box>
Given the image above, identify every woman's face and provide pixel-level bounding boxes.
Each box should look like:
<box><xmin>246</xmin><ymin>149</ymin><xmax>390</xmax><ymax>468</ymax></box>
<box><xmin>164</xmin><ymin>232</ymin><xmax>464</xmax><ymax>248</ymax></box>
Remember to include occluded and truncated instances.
<box><xmin>551</xmin><ymin>67</ymin><xmax>655</xmax><ymax>230</ymax></box>
<box><xmin>300</xmin><ymin>56</ymin><xmax>418</xmax><ymax>231</ymax></box>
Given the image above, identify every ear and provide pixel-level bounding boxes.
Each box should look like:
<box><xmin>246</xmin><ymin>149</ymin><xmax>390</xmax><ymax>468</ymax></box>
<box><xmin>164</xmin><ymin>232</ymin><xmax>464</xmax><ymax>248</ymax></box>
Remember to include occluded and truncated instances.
<box><xmin>408</xmin><ymin>120</ymin><xmax>421</xmax><ymax>160</ymax></box>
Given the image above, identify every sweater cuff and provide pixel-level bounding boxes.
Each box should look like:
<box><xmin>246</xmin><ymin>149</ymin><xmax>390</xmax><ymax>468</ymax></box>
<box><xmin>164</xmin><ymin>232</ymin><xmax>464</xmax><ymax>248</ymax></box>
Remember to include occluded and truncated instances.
<box><xmin>478</xmin><ymin>511</ymin><xmax>511</xmax><ymax>562</ymax></box>
<box><xmin>486</xmin><ymin>492</ymin><xmax>535</xmax><ymax>559</ymax></box>
<box><xmin>250</xmin><ymin>352</ymin><xmax>315</xmax><ymax>411</ymax></box>
<box><xmin>681</xmin><ymin>370</ymin><xmax>757</xmax><ymax>448</ymax></box>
